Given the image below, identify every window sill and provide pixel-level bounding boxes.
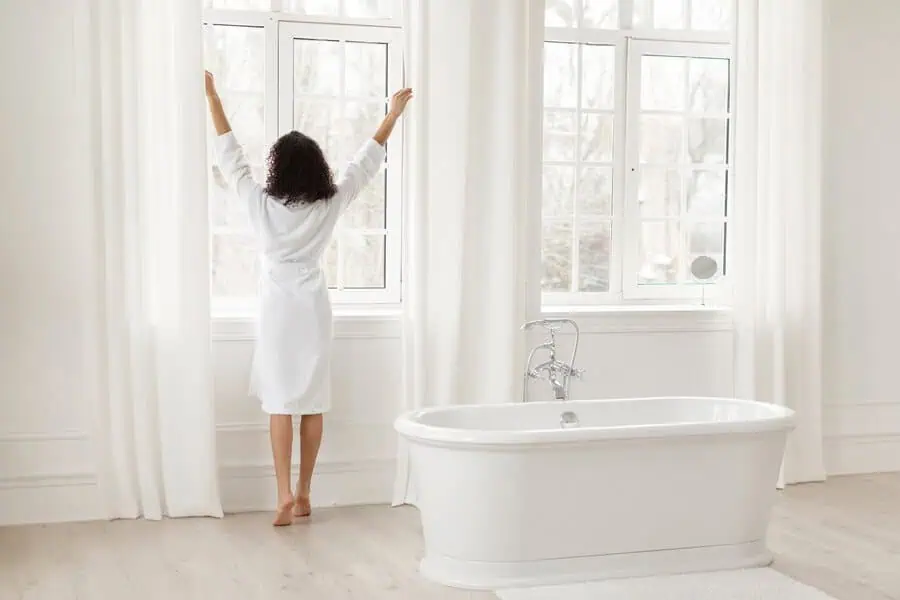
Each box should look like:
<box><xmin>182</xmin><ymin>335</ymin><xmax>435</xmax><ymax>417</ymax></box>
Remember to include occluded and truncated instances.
<box><xmin>212</xmin><ymin>306</ymin><xmax>402</xmax><ymax>341</ymax></box>
<box><xmin>212</xmin><ymin>303</ymin><xmax>732</xmax><ymax>341</ymax></box>
<box><xmin>541</xmin><ymin>304</ymin><xmax>734</xmax><ymax>334</ymax></box>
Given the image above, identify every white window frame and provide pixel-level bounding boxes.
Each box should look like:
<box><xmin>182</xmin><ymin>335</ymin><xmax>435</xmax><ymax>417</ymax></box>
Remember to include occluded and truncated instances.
<box><xmin>203</xmin><ymin>1</ymin><xmax>404</xmax><ymax>316</ymax></box>
<box><xmin>278</xmin><ymin>22</ymin><xmax>403</xmax><ymax>305</ymax></box>
<box><xmin>622</xmin><ymin>39</ymin><xmax>734</xmax><ymax>302</ymax></box>
<box><xmin>542</xmin><ymin>1</ymin><xmax>735</xmax><ymax>309</ymax></box>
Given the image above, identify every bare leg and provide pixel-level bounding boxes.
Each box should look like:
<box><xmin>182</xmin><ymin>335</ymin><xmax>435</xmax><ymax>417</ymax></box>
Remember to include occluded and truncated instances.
<box><xmin>270</xmin><ymin>414</ymin><xmax>295</xmax><ymax>526</ymax></box>
<box><xmin>294</xmin><ymin>413</ymin><xmax>323</xmax><ymax>517</ymax></box>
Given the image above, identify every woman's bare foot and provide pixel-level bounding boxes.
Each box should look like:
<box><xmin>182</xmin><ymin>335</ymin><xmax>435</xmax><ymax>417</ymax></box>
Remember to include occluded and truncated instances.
<box><xmin>293</xmin><ymin>492</ymin><xmax>311</xmax><ymax>518</ymax></box>
<box><xmin>273</xmin><ymin>497</ymin><xmax>294</xmax><ymax>527</ymax></box>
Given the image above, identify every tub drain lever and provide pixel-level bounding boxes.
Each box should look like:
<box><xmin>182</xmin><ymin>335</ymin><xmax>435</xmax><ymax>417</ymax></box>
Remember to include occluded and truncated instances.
<box><xmin>560</xmin><ymin>411</ymin><xmax>580</xmax><ymax>428</ymax></box>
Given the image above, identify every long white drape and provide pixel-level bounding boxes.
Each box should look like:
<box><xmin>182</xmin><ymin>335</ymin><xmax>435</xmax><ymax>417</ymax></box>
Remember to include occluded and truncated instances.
<box><xmin>88</xmin><ymin>0</ymin><xmax>223</xmax><ymax>519</ymax></box>
<box><xmin>733</xmin><ymin>0</ymin><xmax>826</xmax><ymax>485</ymax></box>
<box><xmin>393</xmin><ymin>0</ymin><xmax>545</xmax><ymax>506</ymax></box>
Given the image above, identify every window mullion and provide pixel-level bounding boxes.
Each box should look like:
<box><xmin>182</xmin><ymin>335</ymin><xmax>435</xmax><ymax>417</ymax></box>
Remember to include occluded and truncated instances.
<box><xmin>571</xmin><ymin>43</ymin><xmax>584</xmax><ymax>294</ymax></box>
<box><xmin>608</xmin><ymin>38</ymin><xmax>629</xmax><ymax>300</ymax></box>
<box><xmin>620</xmin><ymin>0</ymin><xmax>635</xmax><ymax>29</ymax></box>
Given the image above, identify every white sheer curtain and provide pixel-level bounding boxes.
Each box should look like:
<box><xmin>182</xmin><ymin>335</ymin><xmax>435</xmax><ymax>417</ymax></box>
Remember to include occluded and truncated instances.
<box><xmin>88</xmin><ymin>0</ymin><xmax>223</xmax><ymax>519</ymax></box>
<box><xmin>733</xmin><ymin>0</ymin><xmax>826</xmax><ymax>485</ymax></box>
<box><xmin>393</xmin><ymin>0</ymin><xmax>545</xmax><ymax>506</ymax></box>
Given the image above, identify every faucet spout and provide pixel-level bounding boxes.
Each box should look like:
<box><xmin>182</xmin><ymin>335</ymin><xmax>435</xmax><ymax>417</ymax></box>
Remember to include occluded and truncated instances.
<box><xmin>522</xmin><ymin>319</ymin><xmax>584</xmax><ymax>403</ymax></box>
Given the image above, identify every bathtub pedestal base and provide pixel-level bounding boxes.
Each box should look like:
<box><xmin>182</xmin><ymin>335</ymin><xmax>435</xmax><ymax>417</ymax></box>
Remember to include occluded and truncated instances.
<box><xmin>419</xmin><ymin>540</ymin><xmax>773</xmax><ymax>591</ymax></box>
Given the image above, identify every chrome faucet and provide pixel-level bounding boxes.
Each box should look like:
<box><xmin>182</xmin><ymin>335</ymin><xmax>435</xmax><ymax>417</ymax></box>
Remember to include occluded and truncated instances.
<box><xmin>522</xmin><ymin>319</ymin><xmax>583</xmax><ymax>402</ymax></box>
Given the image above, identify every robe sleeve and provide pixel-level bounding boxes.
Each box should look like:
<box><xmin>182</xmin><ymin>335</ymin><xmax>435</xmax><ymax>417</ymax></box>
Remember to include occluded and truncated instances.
<box><xmin>336</xmin><ymin>138</ymin><xmax>387</xmax><ymax>212</ymax></box>
<box><xmin>214</xmin><ymin>131</ymin><xmax>265</xmax><ymax>225</ymax></box>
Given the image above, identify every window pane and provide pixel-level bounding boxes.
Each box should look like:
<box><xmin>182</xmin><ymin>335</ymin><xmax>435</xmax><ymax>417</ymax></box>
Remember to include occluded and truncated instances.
<box><xmin>205</xmin><ymin>25</ymin><xmax>266</xmax><ymax>95</ymax></box>
<box><xmin>583</xmin><ymin>0</ymin><xmax>619</xmax><ymax>29</ymax></box>
<box><xmin>581</xmin><ymin>45</ymin><xmax>615</xmax><ymax>110</ymax></box>
<box><xmin>686</xmin><ymin>169</ymin><xmax>727</xmax><ymax>217</ymax></box>
<box><xmin>634</xmin><ymin>0</ymin><xmax>686</xmax><ymax>29</ymax></box>
<box><xmin>543</xmin><ymin>166</ymin><xmax>576</xmax><ymax>218</ymax></box>
<box><xmin>543</xmin><ymin>110</ymin><xmax>578</xmax><ymax>162</ymax></box>
<box><xmin>342</xmin><ymin>232</ymin><xmax>386</xmax><ymax>288</ymax></box>
<box><xmin>577</xmin><ymin>166</ymin><xmax>613</xmax><ymax>216</ymax></box>
<box><xmin>294</xmin><ymin>39</ymin><xmax>341</xmax><ymax>97</ymax></box>
<box><xmin>638</xmin><ymin>167</ymin><xmax>681</xmax><ymax>217</ymax></box>
<box><xmin>542</xmin><ymin>221</ymin><xmax>573</xmax><ymax>292</ymax></box>
<box><xmin>639</xmin><ymin>116</ymin><xmax>683</xmax><ymax>164</ymax></box>
<box><xmin>339</xmin><ymin>101</ymin><xmax>387</xmax><ymax>161</ymax></box>
<box><xmin>343</xmin><ymin>171</ymin><xmax>386</xmax><ymax>229</ymax></box>
<box><xmin>578</xmin><ymin>222</ymin><xmax>611</xmax><ymax>292</ymax></box>
<box><xmin>687</xmin><ymin>118</ymin><xmax>728</xmax><ymax>164</ymax></box>
<box><xmin>638</xmin><ymin>221</ymin><xmax>679</xmax><ymax>284</ymax></box>
<box><xmin>544</xmin><ymin>43</ymin><xmax>578</xmax><ymax>108</ymax></box>
<box><xmin>284</xmin><ymin>0</ymin><xmax>341</xmax><ymax>16</ymax></box>
<box><xmin>687</xmin><ymin>222</ymin><xmax>725</xmax><ymax>267</ymax></box>
<box><xmin>205</xmin><ymin>0</ymin><xmax>270</xmax><ymax>9</ymax></box>
<box><xmin>293</xmin><ymin>100</ymin><xmax>341</xmax><ymax>163</ymax></box>
<box><xmin>690</xmin><ymin>0</ymin><xmax>732</xmax><ymax>31</ymax></box>
<box><xmin>689</xmin><ymin>58</ymin><xmax>730</xmax><ymax>114</ymax></box>
<box><xmin>546</xmin><ymin>0</ymin><xmax>577</xmax><ymax>27</ymax></box>
<box><xmin>211</xmin><ymin>234</ymin><xmax>259</xmax><ymax>298</ymax></box>
<box><xmin>345</xmin><ymin>43</ymin><xmax>388</xmax><ymax>99</ymax></box>
<box><xmin>345</xmin><ymin>0</ymin><xmax>393</xmax><ymax>18</ymax></box>
<box><xmin>580</xmin><ymin>114</ymin><xmax>614</xmax><ymax>162</ymax></box>
<box><xmin>642</xmin><ymin>56</ymin><xmax>686</xmax><ymax>111</ymax></box>
<box><xmin>205</xmin><ymin>25</ymin><xmax>266</xmax><ymax>234</ymax></box>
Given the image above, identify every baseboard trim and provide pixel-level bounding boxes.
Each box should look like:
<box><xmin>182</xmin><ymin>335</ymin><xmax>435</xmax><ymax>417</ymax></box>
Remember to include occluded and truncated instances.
<box><xmin>0</xmin><ymin>476</ymin><xmax>104</xmax><ymax>526</ymax></box>
<box><xmin>0</xmin><ymin>431</ymin><xmax>89</xmax><ymax>443</ymax></box>
<box><xmin>824</xmin><ymin>434</ymin><xmax>900</xmax><ymax>475</ymax></box>
<box><xmin>0</xmin><ymin>472</ymin><xmax>97</xmax><ymax>490</ymax></box>
<box><xmin>420</xmin><ymin>540</ymin><xmax>771</xmax><ymax>591</ymax></box>
<box><xmin>218</xmin><ymin>458</ymin><xmax>395</xmax><ymax>513</ymax></box>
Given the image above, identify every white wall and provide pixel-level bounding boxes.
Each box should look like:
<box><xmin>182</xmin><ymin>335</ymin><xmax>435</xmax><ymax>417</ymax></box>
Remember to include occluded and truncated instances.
<box><xmin>0</xmin><ymin>0</ymin><xmax>737</xmax><ymax>525</ymax></box>
<box><xmin>7</xmin><ymin>0</ymin><xmax>898</xmax><ymax>527</ymax></box>
<box><xmin>821</xmin><ymin>0</ymin><xmax>900</xmax><ymax>475</ymax></box>
<box><xmin>0</xmin><ymin>0</ymin><xmax>105</xmax><ymax>525</ymax></box>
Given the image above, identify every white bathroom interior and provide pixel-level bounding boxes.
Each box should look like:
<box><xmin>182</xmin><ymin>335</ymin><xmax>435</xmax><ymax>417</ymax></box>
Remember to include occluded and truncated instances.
<box><xmin>1</xmin><ymin>0</ymin><xmax>899</xmax><ymax>598</ymax></box>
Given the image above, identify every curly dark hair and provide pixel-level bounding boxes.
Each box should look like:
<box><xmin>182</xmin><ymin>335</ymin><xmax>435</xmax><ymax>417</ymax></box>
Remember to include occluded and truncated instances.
<box><xmin>264</xmin><ymin>131</ymin><xmax>338</xmax><ymax>206</ymax></box>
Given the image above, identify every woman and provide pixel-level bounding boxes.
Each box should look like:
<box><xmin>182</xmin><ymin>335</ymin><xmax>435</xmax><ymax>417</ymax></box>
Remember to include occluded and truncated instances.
<box><xmin>205</xmin><ymin>71</ymin><xmax>412</xmax><ymax>526</ymax></box>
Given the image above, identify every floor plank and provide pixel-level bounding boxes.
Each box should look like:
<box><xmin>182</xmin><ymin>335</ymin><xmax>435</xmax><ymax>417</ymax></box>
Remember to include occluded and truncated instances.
<box><xmin>0</xmin><ymin>474</ymin><xmax>898</xmax><ymax>599</ymax></box>
<box><xmin>770</xmin><ymin>474</ymin><xmax>900</xmax><ymax>600</ymax></box>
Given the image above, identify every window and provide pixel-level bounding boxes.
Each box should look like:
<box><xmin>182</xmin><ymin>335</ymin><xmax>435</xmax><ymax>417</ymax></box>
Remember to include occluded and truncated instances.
<box><xmin>542</xmin><ymin>0</ymin><xmax>734</xmax><ymax>306</ymax></box>
<box><xmin>202</xmin><ymin>0</ymin><xmax>403</xmax><ymax>313</ymax></box>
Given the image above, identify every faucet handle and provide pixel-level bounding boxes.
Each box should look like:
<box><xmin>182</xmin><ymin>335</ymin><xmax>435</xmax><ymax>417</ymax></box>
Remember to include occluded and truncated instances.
<box><xmin>570</xmin><ymin>367</ymin><xmax>584</xmax><ymax>380</ymax></box>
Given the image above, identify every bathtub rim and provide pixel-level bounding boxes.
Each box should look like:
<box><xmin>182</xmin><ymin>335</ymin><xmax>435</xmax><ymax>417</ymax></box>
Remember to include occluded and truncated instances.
<box><xmin>394</xmin><ymin>396</ymin><xmax>796</xmax><ymax>448</ymax></box>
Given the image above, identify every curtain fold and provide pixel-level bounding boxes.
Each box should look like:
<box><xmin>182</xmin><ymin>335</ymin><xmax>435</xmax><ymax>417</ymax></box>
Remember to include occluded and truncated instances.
<box><xmin>89</xmin><ymin>0</ymin><xmax>223</xmax><ymax>519</ymax></box>
<box><xmin>393</xmin><ymin>0</ymin><xmax>545</xmax><ymax>506</ymax></box>
<box><xmin>733</xmin><ymin>0</ymin><xmax>826</xmax><ymax>485</ymax></box>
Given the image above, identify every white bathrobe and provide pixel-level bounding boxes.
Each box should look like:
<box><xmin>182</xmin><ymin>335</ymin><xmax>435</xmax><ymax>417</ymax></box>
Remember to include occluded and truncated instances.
<box><xmin>215</xmin><ymin>131</ymin><xmax>386</xmax><ymax>415</ymax></box>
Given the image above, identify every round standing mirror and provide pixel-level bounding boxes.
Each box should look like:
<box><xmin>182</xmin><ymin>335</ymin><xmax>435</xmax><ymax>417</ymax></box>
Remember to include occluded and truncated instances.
<box><xmin>690</xmin><ymin>256</ymin><xmax>719</xmax><ymax>281</ymax></box>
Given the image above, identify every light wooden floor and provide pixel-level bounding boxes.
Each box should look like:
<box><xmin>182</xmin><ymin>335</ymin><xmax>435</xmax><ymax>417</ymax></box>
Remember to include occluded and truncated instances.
<box><xmin>1</xmin><ymin>474</ymin><xmax>898</xmax><ymax>599</ymax></box>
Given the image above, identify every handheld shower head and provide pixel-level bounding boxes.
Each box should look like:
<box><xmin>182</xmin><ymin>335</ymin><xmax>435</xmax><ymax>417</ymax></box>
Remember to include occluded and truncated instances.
<box><xmin>521</xmin><ymin>319</ymin><xmax>562</xmax><ymax>331</ymax></box>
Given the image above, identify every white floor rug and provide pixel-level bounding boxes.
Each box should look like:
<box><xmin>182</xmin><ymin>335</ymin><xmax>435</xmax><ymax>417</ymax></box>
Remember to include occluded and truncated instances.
<box><xmin>495</xmin><ymin>568</ymin><xmax>838</xmax><ymax>600</ymax></box>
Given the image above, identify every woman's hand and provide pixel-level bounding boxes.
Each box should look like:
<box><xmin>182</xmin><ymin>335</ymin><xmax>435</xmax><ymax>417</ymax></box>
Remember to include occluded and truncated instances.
<box><xmin>205</xmin><ymin>70</ymin><xmax>218</xmax><ymax>98</ymax></box>
<box><xmin>388</xmin><ymin>88</ymin><xmax>414</xmax><ymax>118</ymax></box>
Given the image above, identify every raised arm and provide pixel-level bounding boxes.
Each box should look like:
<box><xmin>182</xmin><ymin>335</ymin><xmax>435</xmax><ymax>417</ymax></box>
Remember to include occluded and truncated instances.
<box><xmin>205</xmin><ymin>71</ymin><xmax>264</xmax><ymax>222</ymax></box>
<box><xmin>337</xmin><ymin>88</ymin><xmax>413</xmax><ymax>210</ymax></box>
<box><xmin>205</xmin><ymin>71</ymin><xmax>232</xmax><ymax>135</ymax></box>
<box><xmin>373</xmin><ymin>88</ymin><xmax>413</xmax><ymax>146</ymax></box>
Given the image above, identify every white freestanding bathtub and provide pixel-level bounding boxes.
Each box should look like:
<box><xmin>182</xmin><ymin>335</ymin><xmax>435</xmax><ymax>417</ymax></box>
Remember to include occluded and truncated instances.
<box><xmin>394</xmin><ymin>396</ymin><xmax>795</xmax><ymax>590</ymax></box>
